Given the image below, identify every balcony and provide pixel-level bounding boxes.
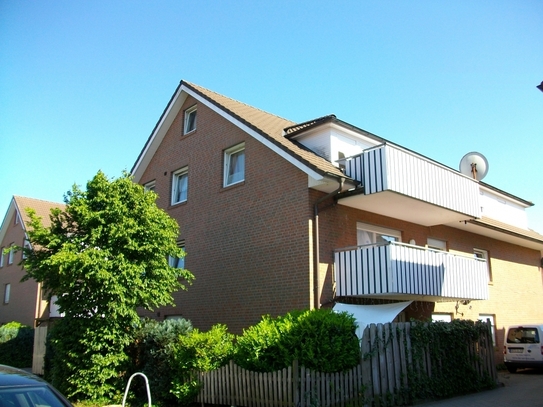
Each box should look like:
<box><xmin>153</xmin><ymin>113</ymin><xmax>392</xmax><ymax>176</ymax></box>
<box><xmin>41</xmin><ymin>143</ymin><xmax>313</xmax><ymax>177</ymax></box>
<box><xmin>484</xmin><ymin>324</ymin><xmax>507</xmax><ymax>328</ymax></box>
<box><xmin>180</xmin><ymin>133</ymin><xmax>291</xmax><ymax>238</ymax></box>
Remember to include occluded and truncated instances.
<box><xmin>334</xmin><ymin>241</ymin><xmax>489</xmax><ymax>302</ymax></box>
<box><xmin>339</xmin><ymin>144</ymin><xmax>481</xmax><ymax>226</ymax></box>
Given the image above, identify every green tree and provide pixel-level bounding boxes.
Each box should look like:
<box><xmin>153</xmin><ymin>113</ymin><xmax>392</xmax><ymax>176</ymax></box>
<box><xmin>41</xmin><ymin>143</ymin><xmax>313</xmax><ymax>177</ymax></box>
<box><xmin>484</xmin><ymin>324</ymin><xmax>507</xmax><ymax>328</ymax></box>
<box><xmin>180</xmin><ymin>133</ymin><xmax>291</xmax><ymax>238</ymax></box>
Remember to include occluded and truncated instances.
<box><xmin>21</xmin><ymin>171</ymin><xmax>193</xmax><ymax>401</ymax></box>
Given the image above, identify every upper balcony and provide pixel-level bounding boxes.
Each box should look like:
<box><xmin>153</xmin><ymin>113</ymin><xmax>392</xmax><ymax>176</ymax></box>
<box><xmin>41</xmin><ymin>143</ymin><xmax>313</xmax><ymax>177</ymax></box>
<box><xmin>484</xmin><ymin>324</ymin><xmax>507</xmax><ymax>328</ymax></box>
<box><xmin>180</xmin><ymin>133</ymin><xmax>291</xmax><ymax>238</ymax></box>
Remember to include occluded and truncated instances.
<box><xmin>334</xmin><ymin>241</ymin><xmax>489</xmax><ymax>302</ymax></box>
<box><xmin>339</xmin><ymin>144</ymin><xmax>481</xmax><ymax>226</ymax></box>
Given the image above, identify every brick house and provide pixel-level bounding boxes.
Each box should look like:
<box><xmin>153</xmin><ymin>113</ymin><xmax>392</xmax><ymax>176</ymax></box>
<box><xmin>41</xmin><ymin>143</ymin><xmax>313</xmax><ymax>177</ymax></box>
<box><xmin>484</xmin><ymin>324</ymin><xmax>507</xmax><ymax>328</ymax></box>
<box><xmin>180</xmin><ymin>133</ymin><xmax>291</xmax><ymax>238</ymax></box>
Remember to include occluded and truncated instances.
<box><xmin>0</xmin><ymin>196</ymin><xmax>64</xmax><ymax>327</ymax></box>
<box><xmin>131</xmin><ymin>81</ymin><xmax>543</xmax><ymax>362</ymax></box>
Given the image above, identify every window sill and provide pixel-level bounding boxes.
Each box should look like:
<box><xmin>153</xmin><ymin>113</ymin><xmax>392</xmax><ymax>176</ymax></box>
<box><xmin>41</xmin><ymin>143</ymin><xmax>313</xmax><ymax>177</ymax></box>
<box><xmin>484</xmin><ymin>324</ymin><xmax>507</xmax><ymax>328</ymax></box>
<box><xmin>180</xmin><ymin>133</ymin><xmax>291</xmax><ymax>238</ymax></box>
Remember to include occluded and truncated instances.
<box><xmin>169</xmin><ymin>200</ymin><xmax>188</xmax><ymax>209</ymax></box>
<box><xmin>182</xmin><ymin>129</ymin><xmax>197</xmax><ymax>138</ymax></box>
<box><xmin>221</xmin><ymin>181</ymin><xmax>245</xmax><ymax>191</ymax></box>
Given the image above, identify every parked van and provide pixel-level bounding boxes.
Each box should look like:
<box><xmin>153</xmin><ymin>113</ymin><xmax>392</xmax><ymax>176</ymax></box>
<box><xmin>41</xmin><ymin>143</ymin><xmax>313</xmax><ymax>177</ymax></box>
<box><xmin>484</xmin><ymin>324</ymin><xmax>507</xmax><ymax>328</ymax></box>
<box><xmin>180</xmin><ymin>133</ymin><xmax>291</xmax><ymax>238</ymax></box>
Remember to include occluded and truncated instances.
<box><xmin>503</xmin><ymin>324</ymin><xmax>543</xmax><ymax>373</ymax></box>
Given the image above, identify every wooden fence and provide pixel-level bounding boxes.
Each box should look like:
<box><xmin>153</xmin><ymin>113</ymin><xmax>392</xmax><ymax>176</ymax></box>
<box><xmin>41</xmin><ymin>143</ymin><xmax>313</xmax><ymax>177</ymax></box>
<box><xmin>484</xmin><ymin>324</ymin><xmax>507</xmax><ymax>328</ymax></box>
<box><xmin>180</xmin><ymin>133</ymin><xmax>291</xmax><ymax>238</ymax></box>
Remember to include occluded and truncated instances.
<box><xmin>196</xmin><ymin>322</ymin><xmax>497</xmax><ymax>407</ymax></box>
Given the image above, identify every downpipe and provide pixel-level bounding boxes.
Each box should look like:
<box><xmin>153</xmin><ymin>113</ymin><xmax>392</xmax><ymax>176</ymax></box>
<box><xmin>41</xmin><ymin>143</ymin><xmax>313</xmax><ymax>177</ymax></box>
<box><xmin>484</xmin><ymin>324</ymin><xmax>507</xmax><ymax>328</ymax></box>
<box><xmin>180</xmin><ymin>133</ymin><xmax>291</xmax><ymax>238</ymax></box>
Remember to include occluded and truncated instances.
<box><xmin>314</xmin><ymin>176</ymin><xmax>345</xmax><ymax>309</ymax></box>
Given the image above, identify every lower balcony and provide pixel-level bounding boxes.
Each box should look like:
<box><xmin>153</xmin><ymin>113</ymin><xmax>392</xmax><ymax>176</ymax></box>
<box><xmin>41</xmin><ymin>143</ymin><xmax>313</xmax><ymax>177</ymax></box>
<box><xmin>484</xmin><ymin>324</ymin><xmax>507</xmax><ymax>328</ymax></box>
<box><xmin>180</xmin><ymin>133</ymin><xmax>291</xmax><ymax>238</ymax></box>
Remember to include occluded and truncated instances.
<box><xmin>334</xmin><ymin>242</ymin><xmax>489</xmax><ymax>302</ymax></box>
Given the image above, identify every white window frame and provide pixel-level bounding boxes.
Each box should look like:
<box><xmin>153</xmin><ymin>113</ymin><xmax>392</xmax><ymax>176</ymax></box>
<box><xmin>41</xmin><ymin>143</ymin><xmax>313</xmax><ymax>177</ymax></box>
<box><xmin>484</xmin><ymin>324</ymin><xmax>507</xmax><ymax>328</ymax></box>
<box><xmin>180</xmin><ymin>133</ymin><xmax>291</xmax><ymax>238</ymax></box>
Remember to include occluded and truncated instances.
<box><xmin>168</xmin><ymin>241</ymin><xmax>186</xmax><ymax>270</ymax></box>
<box><xmin>356</xmin><ymin>222</ymin><xmax>401</xmax><ymax>246</ymax></box>
<box><xmin>0</xmin><ymin>247</ymin><xmax>4</xmax><ymax>267</ymax></box>
<box><xmin>474</xmin><ymin>248</ymin><xmax>491</xmax><ymax>282</ymax></box>
<box><xmin>171</xmin><ymin>168</ymin><xmax>189</xmax><ymax>205</ymax></box>
<box><xmin>224</xmin><ymin>143</ymin><xmax>245</xmax><ymax>187</ymax></box>
<box><xmin>3</xmin><ymin>283</ymin><xmax>10</xmax><ymax>304</ymax></box>
<box><xmin>478</xmin><ymin>314</ymin><xmax>496</xmax><ymax>346</ymax></box>
<box><xmin>144</xmin><ymin>180</ymin><xmax>156</xmax><ymax>192</ymax></box>
<box><xmin>7</xmin><ymin>243</ymin><xmax>14</xmax><ymax>265</ymax></box>
<box><xmin>184</xmin><ymin>105</ymin><xmax>197</xmax><ymax>134</ymax></box>
<box><xmin>22</xmin><ymin>239</ymin><xmax>31</xmax><ymax>260</ymax></box>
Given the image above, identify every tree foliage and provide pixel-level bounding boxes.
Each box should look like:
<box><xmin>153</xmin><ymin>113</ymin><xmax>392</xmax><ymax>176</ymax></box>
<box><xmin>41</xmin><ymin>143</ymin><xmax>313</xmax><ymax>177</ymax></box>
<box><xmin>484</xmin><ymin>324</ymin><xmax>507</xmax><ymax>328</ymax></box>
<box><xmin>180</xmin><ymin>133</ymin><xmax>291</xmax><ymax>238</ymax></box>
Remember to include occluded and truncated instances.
<box><xmin>21</xmin><ymin>171</ymin><xmax>194</xmax><ymax>401</ymax></box>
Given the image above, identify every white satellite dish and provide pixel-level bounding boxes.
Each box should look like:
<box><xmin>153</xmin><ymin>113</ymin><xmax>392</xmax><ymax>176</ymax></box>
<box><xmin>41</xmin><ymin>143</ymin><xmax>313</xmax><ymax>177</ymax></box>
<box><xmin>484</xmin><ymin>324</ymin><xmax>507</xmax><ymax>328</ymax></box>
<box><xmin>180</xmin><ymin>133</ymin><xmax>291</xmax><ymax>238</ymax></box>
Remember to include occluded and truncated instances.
<box><xmin>459</xmin><ymin>152</ymin><xmax>488</xmax><ymax>181</ymax></box>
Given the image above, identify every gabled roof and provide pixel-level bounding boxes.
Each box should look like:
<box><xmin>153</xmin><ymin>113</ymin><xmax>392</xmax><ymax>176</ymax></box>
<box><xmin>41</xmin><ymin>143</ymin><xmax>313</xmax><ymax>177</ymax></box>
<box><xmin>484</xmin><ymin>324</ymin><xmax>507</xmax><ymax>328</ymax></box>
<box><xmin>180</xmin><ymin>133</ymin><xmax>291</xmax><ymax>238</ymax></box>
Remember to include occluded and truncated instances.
<box><xmin>13</xmin><ymin>196</ymin><xmax>64</xmax><ymax>228</ymax></box>
<box><xmin>131</xmin><ymin>80</ymin><xmax>347</xmax><ymax>183</ymax></box>
<box><xmin>0</xmin><ymin>196</ymin><xmax>64</xmax><ymax>244</ymax></box>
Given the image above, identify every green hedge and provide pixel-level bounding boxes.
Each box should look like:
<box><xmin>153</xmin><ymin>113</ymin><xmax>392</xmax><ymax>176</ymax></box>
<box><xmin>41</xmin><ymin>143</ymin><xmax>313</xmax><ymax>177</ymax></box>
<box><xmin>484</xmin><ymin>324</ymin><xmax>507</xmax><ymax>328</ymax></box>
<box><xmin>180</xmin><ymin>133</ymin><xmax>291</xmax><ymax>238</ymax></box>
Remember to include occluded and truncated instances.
<box><xmin>0</xmin><ymin>321</ymin><xmax>34</xmax><ymax>368</ymax></box>
<box><xmin>234</xmin><ymin>308</ymin><xmax>360</xmax><ymax>373</ymax></box>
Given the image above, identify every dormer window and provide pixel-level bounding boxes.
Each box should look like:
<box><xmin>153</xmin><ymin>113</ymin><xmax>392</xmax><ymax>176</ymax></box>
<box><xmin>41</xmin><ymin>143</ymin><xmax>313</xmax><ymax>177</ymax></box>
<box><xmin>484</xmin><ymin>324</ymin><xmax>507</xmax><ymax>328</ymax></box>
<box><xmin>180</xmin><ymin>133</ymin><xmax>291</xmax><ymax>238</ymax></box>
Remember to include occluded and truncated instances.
<box><xmin>184</xmin><ymin>105</ymin><xmax>197</xmax><ymax>134</ymax></box>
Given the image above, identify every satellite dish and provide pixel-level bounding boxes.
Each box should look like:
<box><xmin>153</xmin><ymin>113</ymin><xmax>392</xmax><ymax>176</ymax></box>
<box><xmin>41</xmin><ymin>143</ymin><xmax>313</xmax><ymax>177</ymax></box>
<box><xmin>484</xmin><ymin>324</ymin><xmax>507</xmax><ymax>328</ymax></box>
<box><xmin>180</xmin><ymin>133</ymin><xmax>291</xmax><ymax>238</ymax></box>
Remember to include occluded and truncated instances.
<box><xmin>459</xmin><ymin>152</ymin><xmax>488</xmax><ymax>181</ymax></box>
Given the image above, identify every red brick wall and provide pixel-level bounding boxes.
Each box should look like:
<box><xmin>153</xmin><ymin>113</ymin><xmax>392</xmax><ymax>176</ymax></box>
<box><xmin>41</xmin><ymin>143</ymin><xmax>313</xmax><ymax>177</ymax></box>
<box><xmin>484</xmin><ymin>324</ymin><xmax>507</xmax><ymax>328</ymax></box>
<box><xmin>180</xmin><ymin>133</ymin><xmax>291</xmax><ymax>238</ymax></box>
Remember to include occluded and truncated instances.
<box><xmin>137</xmin><ymin>95</ymin><xmax>543</xmax><ymax>349</ymax></box>
<box><xmin>139</xmin><ymin>96</ymin><xmax>315</xmax><ymax>333</ymax></box>
<box><xmin>0</xmin><ymin>210</ymin><xmax>41</xmax><ymax>327</ymax></box>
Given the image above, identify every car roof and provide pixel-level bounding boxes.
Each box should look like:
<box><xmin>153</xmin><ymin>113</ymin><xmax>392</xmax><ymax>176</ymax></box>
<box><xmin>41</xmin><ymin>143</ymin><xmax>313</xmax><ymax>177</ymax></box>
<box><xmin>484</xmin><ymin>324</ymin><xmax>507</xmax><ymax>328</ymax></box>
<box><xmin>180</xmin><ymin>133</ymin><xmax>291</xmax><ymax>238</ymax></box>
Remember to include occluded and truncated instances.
<box><xmin>0</xmin><ymin>365</ymin><xmax>48</xmax><ymax>387</ymax></box>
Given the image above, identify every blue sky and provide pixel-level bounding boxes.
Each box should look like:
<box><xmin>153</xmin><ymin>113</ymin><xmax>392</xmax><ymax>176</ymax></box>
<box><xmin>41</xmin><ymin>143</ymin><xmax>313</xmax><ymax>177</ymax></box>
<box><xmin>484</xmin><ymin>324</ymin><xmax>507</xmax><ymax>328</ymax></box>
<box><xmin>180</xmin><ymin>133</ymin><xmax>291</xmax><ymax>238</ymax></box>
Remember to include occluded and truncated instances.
<box><xmin>1</xmin><ymin>1</ymin><xmax>542</xmax><ymax>232</ymax></box>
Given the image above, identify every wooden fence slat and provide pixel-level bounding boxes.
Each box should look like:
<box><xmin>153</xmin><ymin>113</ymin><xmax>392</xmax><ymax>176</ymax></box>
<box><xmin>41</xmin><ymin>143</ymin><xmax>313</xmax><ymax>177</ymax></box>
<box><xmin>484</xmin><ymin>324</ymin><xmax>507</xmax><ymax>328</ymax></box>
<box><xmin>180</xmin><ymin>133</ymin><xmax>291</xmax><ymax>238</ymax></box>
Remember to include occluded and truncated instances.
<box><xmin>361</xmin><ymin>325</ymin><xmax>372</xmax><ymax>403</ymax></box>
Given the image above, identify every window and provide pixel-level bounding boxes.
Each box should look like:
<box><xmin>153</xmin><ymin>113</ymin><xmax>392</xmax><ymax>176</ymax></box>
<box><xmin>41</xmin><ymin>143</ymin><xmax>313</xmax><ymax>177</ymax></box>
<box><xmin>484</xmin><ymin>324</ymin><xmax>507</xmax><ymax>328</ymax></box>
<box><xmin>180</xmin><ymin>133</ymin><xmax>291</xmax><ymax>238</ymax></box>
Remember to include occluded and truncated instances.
<box><xmin>0</xmin><ymin>247</ymin><xmax>3</xmax><ymax>268</ymax></box>
<box><xmin>474</xmin><ymin>248</ymin><xmax>491</xmax><ymax>282</ymax></box>
<box><xmin>7</xmin><ymin>244</ymin><xmax>14</xmax><ymax>265</ymax></box>
<box><xmin>171</xmin><ymin>168</ymin><xmax>188</xmax><ymax>205</ymax></box>
<box><xmin>478</xmin><ymin>314</ymin><xmax>496</xmax><ymax>346</ymax></box>
<box><xmin>357</xmin><ymin>222</ymin><xmax>400</xmax><ymax>246</ymax></box>
<box><xmin>22</xmin><ymin>239</ymin><xmax>31</xmax><ymax>260</ymax></box>
<box><xmin>432</xmin><ymin>313</ymin><xmax>452</xmax><ymax>322</ymax></box>
<box><xmin>3</xmin><ymin>284</ymin><xmax>10</xmax><ymax>304</ymax></box>
<box><xmin>144</xmin><ymin>180</ymin><xmax>156</xmax><ymax>192</ymax></box>
<box><xmin>427</xmin><ymin>238</ymin><xmax>447</xmax><ymax>251</ymax></box>
<box><xmin>184</xmin><ymin>105</ymin><xmax>197</xmax><ymax>134</ymax></box>
<box><xmin>169</xmin><ymin>241</ymin><xmax>186</xmax><ymax>269</ymax></box>
<box><xmin>224</xmin><ymin>143</ymin><xmax>245</xmax><ymax>187</ymax></box>
<box><xmin>506</xmin><ymin>326</ymin><xmax>540</xmax><ymax>344</ymax></box>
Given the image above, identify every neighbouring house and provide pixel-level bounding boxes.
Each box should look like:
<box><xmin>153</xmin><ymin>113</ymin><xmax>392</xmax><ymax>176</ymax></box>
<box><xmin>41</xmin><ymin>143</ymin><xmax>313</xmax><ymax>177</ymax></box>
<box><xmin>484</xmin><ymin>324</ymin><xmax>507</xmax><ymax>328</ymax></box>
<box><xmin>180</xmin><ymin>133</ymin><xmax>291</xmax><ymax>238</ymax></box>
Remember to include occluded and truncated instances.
<box><xmin>131</xmin><ymin>81</ymin><xmax>543</xmax><ymax>364</ymax></box>
<box><xmin>0</xmin><ymin>196</ymin><xmax>64</xmax><ymax>327</ymax></box>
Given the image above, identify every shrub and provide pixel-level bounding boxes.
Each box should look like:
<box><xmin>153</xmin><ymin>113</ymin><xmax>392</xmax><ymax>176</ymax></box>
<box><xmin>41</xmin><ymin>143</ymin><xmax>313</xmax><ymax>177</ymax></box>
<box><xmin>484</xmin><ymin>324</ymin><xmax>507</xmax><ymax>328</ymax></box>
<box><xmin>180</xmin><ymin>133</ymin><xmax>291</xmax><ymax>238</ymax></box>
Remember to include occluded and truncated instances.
<box><xmin>168</xmin><ymin>324</ymin><xmax>234</xmax><ymax>405</ymax></box>
<box><xmin>126</xmin><ymin>318</ymin><xmax>193</xmax><ymax>405</ymax></box>
<box><xmin>0</xmin><ymin>321</ymin><xmax>34</xmax><ymax>367</ymax></box>
<box><xmin>234</xmin><ymin>308</ymin><xmax>360</xmax><ymax>373</ymax></box>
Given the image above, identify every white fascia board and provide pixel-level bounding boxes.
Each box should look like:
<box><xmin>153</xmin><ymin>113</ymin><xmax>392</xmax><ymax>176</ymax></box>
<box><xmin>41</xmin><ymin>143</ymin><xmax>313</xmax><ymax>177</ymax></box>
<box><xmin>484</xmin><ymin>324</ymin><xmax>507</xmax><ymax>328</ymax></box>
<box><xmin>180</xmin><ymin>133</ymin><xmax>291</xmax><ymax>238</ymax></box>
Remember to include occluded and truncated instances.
<box><xmin>182</xmin><ymin>86</ymin><xmax>326</xmax><ymax>182</ymax></box>
<box><xmin>132</xmin><ymin>87</ymin><xmax>188</xmax><ymax>182</ymax></box>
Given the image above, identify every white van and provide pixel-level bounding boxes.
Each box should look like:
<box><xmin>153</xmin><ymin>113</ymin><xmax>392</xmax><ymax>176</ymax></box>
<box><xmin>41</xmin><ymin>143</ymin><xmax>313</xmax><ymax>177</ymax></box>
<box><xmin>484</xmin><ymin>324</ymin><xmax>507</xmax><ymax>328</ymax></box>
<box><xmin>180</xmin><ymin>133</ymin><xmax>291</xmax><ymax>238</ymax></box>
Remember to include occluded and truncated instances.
<box><xmin>503</xmin><ymin>324</ymin><xmax>543</xmax><ymax>373</ymax></box>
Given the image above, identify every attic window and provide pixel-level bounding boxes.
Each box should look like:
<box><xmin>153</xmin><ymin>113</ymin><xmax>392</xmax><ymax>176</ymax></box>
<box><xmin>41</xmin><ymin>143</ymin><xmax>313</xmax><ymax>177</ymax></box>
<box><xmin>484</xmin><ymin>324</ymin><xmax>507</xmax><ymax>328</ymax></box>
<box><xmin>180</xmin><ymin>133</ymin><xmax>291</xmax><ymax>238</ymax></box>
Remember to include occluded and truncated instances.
<box><xmin>184</xmin><ymin>105</ymin><xmax>197</xmax><ymax>134</ymax></box>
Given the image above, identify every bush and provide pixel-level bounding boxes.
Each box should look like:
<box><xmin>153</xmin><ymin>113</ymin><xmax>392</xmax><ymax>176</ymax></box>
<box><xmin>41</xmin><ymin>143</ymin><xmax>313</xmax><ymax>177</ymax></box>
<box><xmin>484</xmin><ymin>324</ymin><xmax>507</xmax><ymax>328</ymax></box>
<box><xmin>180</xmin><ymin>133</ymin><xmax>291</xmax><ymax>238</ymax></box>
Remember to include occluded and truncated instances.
<box><xmin>234</xmin><ymin>308</ymin><xmax>360</xmax><ymax>373</ymax></box>
<box><xmin>127</xmin><ymin>319</ymin><xmax>233</xmax><ymax>406</ymax></box>
<box><xmin>0</xmin><ymin>321</ymin><xmax>34</xmax><ymax>367</ymax></box>
<box><xmin>127</xmin><ymin>318</ymin><xmax>193</xmax><ymax>406</ymax></box>
<box><xmin>169</xmin><ymin>324</ymin><xmax>234</xmax><ymax>405</ymax></box>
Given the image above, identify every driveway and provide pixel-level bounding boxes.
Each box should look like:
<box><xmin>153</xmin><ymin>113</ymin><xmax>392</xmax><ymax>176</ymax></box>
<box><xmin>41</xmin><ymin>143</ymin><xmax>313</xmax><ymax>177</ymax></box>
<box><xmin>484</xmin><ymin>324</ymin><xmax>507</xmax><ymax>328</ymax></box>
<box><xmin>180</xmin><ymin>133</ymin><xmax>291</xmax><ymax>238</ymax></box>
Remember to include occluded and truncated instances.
<box><xmin>420</xmin><ymin>368</ymin><xmax>543</xmax><ymax>406</ymax></box>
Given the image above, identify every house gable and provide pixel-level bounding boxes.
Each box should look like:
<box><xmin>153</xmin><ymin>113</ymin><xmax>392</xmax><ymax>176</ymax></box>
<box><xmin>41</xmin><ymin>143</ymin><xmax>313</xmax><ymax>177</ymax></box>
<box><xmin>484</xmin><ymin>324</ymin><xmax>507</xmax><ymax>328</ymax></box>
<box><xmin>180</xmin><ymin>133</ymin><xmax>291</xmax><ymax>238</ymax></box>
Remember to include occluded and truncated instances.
<box><xmin>131</xmin><ymin>81</ymin><xmax>350</xmax><ymax>193</ymax></box>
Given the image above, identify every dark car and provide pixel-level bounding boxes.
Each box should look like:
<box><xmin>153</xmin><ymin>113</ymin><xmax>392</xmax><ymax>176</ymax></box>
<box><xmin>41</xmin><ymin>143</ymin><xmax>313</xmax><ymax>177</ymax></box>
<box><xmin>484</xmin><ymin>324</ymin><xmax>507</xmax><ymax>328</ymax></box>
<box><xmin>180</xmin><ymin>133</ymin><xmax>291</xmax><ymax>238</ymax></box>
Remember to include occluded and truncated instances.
<box><xmin>0</xmin><ymin>365</ymin><xmax>73</xmax><ymax>407</ymax></box>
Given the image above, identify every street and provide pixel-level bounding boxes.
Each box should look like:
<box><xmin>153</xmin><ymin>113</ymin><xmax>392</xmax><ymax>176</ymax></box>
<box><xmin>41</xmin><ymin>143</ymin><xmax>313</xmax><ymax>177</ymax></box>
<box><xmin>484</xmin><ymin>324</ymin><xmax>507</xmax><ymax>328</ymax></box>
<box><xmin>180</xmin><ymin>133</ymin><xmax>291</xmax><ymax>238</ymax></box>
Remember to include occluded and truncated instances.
<box><xmin>420</xmin><ymin>368</ymin><xmax>543</xmax><ymax>407</ymax></box>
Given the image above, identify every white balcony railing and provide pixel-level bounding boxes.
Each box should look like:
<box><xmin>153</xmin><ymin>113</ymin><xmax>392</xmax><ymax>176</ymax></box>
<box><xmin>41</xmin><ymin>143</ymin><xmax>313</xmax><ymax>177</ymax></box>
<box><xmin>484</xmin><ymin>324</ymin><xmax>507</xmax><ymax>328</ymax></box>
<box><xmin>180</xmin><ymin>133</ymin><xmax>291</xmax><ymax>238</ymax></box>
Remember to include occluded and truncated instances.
<box><xmin>334</xmin><ymin>242</ymin><xmax>489</xmax><ymax>301</ymax></box>
<box><xmin>343</xmin><ymin>144</ymin><xmax>481</xmax><ymax>219</ymax></box>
